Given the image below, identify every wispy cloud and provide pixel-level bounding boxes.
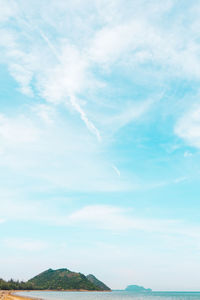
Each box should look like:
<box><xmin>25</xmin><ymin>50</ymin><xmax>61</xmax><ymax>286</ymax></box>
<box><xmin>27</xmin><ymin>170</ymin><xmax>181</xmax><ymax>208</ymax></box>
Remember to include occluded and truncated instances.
<box><xmin>4</xmin><ymin>238</ymin><xmax>48</xmax><ymax>252</ymax></box>
<box><xmin>0</xmin><ymin>114</ymin><xmax>40</xmax><ymax>144</ymax></box>
<box><xmin>68</xmin><ymin>205</ymin><xmax>200</xmax><ymax>240</ymax></box>
<box><xmin>0</xmin><ymin>0</ymin><xmax>199</xmax><ymax>197</ymax></box>
<box><xmin>0</xmin><ymin>110</ymin><xmax>133</xmax><ymax>191</ymax></box>
<box><xmin>0</xmin><ymin>0</ymin><xmax>184</xmax><ymax>141</ymax></box>
<box><xmin>175</xmin><ymin>104</ymin><xmax>200</xmax><ymax>149</ymax></box>
<box><xmin>112</xmin><ymin>165</ymin><xmax>121</xmax><ymax>177</ymax></box>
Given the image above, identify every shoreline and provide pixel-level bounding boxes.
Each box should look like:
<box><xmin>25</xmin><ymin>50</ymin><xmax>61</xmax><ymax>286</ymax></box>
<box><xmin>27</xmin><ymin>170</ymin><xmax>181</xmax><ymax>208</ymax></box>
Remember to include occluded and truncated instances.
<box><xmin>0</xmin><ymin>289</ymin><xmax>111</xmax><ymax>300</ymax></box>
<box><xmin>13</xmin><ymin>289</ymin><xmax>111</xmax><ymax>293</ymax></box>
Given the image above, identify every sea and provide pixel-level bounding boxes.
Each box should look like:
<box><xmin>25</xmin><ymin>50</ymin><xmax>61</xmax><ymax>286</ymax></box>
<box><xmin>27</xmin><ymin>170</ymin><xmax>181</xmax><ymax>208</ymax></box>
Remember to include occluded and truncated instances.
<box><xmin>15</xmin><ymin>290</ymin><xmax>200</xmax><ymax>300</ymax></box>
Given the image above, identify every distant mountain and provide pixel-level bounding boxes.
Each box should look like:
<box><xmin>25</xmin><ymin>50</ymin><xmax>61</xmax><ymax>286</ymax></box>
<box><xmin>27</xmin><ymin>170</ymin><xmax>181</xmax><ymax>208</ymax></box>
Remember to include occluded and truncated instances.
<box><xmin>27</xmin><ymin>268</ymin><xmax>110</xmax><ymax>291</ymax></box>
<box><xmin>125</xmin><ymin>285</ymin><xmax>152</xmax><ymax>293</ymax></box>
<box><xmin>86</xmin><ymin>274</ymin><xmax>111</xmax><ymax>291</ymax></box>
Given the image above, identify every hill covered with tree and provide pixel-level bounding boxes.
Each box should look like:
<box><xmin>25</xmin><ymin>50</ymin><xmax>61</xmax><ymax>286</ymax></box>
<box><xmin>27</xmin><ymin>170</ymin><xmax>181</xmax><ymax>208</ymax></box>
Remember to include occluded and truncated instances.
<box><xmin>0</xmin><ymin>268</ymin><xmax>111</xmax><ymax>291</ymax></box>
<box><xmin>86</xmin><ymin>274</ymin><xmax>110</xmax><ymax>291</ymax></box>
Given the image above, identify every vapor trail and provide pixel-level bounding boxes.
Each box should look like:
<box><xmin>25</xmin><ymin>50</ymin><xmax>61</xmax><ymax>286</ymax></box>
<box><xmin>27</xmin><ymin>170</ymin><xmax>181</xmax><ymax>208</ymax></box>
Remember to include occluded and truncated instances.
<box><xmin>11</xmin><ymin>0</ymin><xmax>101</xmax><ymax>141</ymax></box>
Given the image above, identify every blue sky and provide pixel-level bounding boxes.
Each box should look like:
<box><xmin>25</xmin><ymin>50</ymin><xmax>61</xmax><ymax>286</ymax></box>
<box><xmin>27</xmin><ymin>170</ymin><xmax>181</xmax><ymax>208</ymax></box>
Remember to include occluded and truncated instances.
<box><xmin>1</xmin><ymin>0</ymin><xmax>200</xmax><ymax>291</ymax></box>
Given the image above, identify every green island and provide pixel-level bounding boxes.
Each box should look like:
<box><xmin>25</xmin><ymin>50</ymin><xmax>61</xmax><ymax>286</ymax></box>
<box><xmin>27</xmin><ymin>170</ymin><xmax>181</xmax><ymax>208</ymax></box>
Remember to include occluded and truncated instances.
<box><xmin>0</xmin><ymin>268</ymin><xmax>111</xmax><ymax>291</ymax></box>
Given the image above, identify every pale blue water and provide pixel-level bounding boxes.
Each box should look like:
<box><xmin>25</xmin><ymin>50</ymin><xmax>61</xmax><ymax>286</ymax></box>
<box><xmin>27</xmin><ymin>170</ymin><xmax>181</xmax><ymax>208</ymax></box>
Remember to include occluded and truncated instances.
<box><xmin>15</xmin><ymin>291</ymin><xmax>200</xmax><ymax>300</ymax></box>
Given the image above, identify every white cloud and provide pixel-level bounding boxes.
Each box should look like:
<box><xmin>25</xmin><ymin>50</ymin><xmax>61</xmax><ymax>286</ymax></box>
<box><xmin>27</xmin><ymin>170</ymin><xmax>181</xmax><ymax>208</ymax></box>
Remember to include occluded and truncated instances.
<box><xmin>0</xmin><ymin>110</ymin><xmax>133</xmax><ymax>192</ymax></box>
<box><xmin>0</xmin><ymin>114</ymin><xmax>40</xmax><ymax>144</ymax></box>
<box><xmin>67</xmin><ymin>205</ymin><xmax>200</xmax><ymax>242</ymax></box>
<box><xmin>4</xmin><ymin>238</ymin><xmax>48</xmax><ymax>252</ymax></box>
<box><xmin>2</xmin><ymin>0</ymin><xmax>198</xmax><ymax>143</ymax></box>
<box><xmin>0</xmin><ymin>196</ymin><xmax>45</xmax><ymax>223</ymax></box>
<box><xmin>68</xmin><ymin>205</ymin><xmax>185</xmax><ymax>234</ymax></box>
<box><xmin>0</xmin><ymin>0</ymin><xmax>199</xmax><ymax>197</ymax></box>
<box><xmin>0</xmin><ymin>0</ymin><xmax>17</xmax><ymax>23</ymax></box>
<box><xmin>31</xmin><ymin>104</ymin><xmax>56</xmax><ymax>124</ymax></box>
<box><xmin>9</xmin><ymin>63</ymin><xmax>33</xmax><ymax>96</ymax></box>
<box><xmin>175</xmin><ymin>105</ymin><xmax>200</xmax><ymax>149</ymax></box>
<box><xmin>68</xmin><ymin>205</ymin><xmax>125</xmax><ymax>229</ymax></box>
<box><xmin>112</xmin><ymin>165</ymin><xmax>120</xmax><ymax>177</ymax></box>
<box><xmin>88</xmin><ymin>7</ymin><xmax>200</xmax><ymax>81</ymax></box>
<box><xmin>102</xmin><ymin>98</ymin><xmax>157</xmax><ymax>132</ymax></box>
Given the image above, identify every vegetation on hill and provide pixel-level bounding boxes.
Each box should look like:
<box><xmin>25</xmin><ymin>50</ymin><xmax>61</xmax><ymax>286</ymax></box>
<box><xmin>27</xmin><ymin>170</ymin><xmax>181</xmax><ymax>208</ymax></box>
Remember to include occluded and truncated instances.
<box><xmin>28</xmin><ymin>268</ymin><xmax>101</xmax><ymax>290</ymax></box>
<box><xmin>0</xmin><ymin>268</ymin><xmax>111</xmax><ymax>291</ymax></box>
<box><xmin>86</xmin><ymin>274</ymin><xmax>111</xmax><ymax>291</ymax></box>
<box><xmin>0</xmin><ymin>278</ymin><xmax>34</xmax><ymax>290</ymax></box>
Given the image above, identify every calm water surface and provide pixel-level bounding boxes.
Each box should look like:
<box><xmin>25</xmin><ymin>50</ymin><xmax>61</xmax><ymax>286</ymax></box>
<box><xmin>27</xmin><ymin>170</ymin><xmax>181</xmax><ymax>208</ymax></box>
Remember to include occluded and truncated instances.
<box><xmin>16</xmin><ymin>291</ymin><xmax>200</xmax><ymax>300</ymax></box>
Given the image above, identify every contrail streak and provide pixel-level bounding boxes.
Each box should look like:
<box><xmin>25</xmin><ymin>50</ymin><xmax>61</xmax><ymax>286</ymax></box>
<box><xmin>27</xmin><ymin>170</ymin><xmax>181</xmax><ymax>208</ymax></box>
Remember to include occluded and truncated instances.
<box><xmin>11</xmin><ymin>0</ymin><xmax>101</xmax><ymax>141</ymax></box>
<box><xmin>112</xmin><ymin>165</ymin><xmax>121</xmax><ymax>177</ymax></box>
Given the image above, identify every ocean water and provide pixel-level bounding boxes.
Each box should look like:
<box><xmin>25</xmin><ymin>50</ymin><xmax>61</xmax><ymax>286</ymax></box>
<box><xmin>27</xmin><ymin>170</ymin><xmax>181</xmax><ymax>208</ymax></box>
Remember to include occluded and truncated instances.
<box><xmin>15</xmin><ymin>291</ymin><xmax>200</xmax><ymax>300</ymax></box>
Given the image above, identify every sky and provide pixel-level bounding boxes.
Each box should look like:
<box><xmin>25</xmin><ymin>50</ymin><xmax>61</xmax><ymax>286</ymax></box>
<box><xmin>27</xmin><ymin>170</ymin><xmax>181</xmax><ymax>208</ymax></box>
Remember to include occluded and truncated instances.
<box><xmin>1</xmin><ymin>0</ymin><xmax>200</xmax><ymax>292</ymax></box>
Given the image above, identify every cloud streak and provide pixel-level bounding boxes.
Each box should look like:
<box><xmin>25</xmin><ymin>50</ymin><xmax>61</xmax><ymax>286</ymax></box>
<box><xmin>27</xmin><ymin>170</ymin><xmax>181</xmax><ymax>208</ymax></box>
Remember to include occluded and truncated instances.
<box><xmin>4</xmin><ymin>238</ymin><xmax>48</xmax><ymax>252</ymax></box>
<box><xmin>66</xmin><ymin>205</ymin><xmax>200</xmax><ymax>241</ymax></box>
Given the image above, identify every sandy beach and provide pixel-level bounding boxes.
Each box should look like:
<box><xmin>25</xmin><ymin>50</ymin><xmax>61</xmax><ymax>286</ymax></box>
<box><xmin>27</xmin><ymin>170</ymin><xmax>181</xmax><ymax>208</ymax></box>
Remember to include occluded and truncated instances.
<box><xmin>0</xmin><ymin>291</ymin><xmax>32</xmax><ymax>300</ymax></box>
